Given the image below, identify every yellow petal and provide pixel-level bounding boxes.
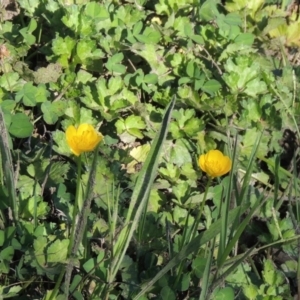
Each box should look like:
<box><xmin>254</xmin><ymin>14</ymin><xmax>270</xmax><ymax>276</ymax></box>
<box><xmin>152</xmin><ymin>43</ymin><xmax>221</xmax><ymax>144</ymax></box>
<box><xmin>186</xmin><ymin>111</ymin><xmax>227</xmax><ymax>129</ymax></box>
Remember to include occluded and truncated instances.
<box><xmin>77</xmin><ymin>123</ymin><xmax>93</xmax><ymax>136</ymax></box>
<box><xmin>198</xmin><ymin>154</ymin><xmax>207</xmax><ymax>173</ymax></box>
<box><xmin>66</xmin><ymin>125</ymin><xmax>81</xmax><ymax>156</ymax></box>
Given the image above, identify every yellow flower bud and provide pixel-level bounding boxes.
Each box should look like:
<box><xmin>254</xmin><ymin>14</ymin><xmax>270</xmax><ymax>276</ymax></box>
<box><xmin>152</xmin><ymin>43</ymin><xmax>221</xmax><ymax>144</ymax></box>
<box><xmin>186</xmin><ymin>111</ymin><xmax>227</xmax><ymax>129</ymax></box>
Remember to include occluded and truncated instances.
<box><xmin>151</xmin><ymin>17</ymin><xmax>162</xmax><ymax>25</ymax></box>
<box><xmin>198</xmin><ymin>150</ymin><xmax>232</xmax><ymax>178</ymax></box>
<box><xmin>66</xmin><ymin>124</ymin><xmax>103</xmax><ymax>156</ymax></box>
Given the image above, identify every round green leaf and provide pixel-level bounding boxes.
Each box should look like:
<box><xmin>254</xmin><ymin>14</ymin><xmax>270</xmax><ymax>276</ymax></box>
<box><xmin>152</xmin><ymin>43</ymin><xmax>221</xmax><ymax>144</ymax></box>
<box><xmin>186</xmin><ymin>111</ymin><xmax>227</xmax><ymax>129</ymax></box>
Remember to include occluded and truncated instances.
<box><xmin>192</xmin><ymin>257</ymin><xmax>207</xmax><ymax>278</ymax></box>
<box><xmin>9</xmin><ymin>113</ymin><xmax>33</xmax><ymax>138</ymax></box>
<box><xmin>214</xmin><ymin>287</ymin><xmax>235</xmax><ymax>300</ymax></box>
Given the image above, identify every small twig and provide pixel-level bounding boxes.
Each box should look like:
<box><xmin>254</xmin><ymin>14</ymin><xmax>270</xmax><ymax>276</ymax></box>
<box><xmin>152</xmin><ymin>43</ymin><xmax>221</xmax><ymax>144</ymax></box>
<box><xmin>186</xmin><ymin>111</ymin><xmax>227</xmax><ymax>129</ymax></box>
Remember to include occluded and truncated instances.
<box><xmin>53</xmin><ymin>83</ymin><xmax>71</xmax><ymax>102</ymax></box>
<box><xmin>198</xmin><ymin>45</ymin><xmax>223</xmax><ymax>75</ymax></box>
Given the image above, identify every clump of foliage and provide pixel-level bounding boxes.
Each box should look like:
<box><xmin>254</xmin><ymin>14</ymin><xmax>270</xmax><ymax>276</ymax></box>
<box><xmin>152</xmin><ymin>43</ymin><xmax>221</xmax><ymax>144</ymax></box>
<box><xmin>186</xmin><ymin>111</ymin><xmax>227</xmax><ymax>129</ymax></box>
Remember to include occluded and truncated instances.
<box><xmin>0</xmin><ymin>0</ymin><xmax>300</xmax><ymax>299</ymax></box>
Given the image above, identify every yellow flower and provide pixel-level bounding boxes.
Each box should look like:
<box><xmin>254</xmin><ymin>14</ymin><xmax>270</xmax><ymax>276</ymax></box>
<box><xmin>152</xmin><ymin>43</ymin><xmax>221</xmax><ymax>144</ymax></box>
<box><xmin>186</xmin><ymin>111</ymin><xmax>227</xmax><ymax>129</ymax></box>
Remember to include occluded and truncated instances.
<box><xmin>66</xmin><ymin>124</ymin><xmax>103</xmax><ymax>156</ymax></box>
<box><xmin>198</xmin><ymin>150</ymin><xmax>232</xmax><ymax>178</ymax></box>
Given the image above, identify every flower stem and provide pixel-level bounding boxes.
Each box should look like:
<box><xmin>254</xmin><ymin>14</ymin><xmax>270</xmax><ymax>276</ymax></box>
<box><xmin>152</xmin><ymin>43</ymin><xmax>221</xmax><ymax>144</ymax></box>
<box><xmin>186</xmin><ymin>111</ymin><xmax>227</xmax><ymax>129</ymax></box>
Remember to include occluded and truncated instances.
<box><xmin>48</xmin><ymin>155</ymin><xmax>82</xmax><ymax>300</ymax></box>
<box><xmin>191</xmin><ymin>177</ymin><xmax>212</xmax><ymax>241</ymax></box>
<box><xmin>68</xmin><ymin>155</ymin><xmax>82</xmax><ymax>255</ymax></box>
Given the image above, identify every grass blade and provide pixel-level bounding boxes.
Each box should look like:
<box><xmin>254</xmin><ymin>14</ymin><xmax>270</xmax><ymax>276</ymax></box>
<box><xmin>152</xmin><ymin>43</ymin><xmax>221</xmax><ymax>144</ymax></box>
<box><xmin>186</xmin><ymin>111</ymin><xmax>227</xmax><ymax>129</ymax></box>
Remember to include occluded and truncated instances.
<box><xmin>110</xmin><ymin>96</ymin><xmax>177</xmax><ymax>280</ymax></box>
<box><xmin>0</xmin><ymin>107</ymin><xmax>19</xmax><ymax>228</ymax></box>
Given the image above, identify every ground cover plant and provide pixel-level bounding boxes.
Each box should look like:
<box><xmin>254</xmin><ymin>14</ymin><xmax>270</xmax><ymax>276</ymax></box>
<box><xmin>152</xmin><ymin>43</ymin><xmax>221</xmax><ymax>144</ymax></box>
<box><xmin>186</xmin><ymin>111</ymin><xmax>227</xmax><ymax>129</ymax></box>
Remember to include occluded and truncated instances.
<box><xmin>1</xmin><ymin>0</ymin><xmax>300</xmax><ymax>299</ymax></box>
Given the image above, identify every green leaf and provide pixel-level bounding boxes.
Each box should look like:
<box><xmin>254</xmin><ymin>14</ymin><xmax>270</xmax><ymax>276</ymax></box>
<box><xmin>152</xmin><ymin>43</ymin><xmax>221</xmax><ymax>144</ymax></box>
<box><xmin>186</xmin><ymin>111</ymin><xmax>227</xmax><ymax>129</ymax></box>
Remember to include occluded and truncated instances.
<box><xmin>105</xmin><ymin>53</ymin><xmax>126</xmax><ymax>74</ymax></box>
<box><xmin>263</xmin><ymin>259</ymin><xmax>285</xmax><ymax>286</ymax></box>
<box><xmin>0</xmin><ymin>72</ymin><xmax>20</xmax><ymax>91</ymax></box>
<box><xmin>170</xmin><ymin>139</ymin><xmax>192</xmax><ymax>166</ymax></box>
<box><xmin>33</xmin><ymin>236</ymin><xmax>47</xmax><ymax>266</ymax></box>
<box><xmin>136</xmin><ymin>27</ymin><xmax>161</xmax><ymax>44</ymax></box>
<box><xmin>9</xmin><ymin>113</ymin><xmax>33</xmax><ymax>138</ymax></box>
<box><xmin>199</xmin><ymin>0</ymin><xmax>220</xmax><ymax>21</ymax></box>
<box><xmin>83</xmin><ymin>258</ymin><xmax>96</xmax><ymax>274</ymax></box>
<box><xmin>47</xmin><ymin>239</ymin><xmax>69</xmax><ymax>263</ymax></box>
<box><xmin>190</xmin><ymin>34</ymin><xmax>205</xmax><ymax>44</ymax></box>
<box><xmin>15</xmin><ymin>82</ymin><xmax>37</xmax><ymax>107</ymax></box>
<box><xmin>125</xmin><ymin>115</ymin><xmax>146</xmax><ymax>130</ymax></box>
<box><xmin>223</xmin><ymin>57</ymin><xmax>266</xmax><ymax>96</ymax></box>
<box><xmin>243</xmin><ymin>284</ymin><xmax>259</xmax><ymax>299</ymax></box>
<box><xmin>35</xmin><ymin>84</ymin><xmax>49</xmax><ymax>102</ymax></box>
<box><xmin>107</xmin><ymin>53</ymin><xmax>124</xmax><ymax>64</ymax></box>
<box><xmin>47</xmin><ymin>161</ymin><xmax>70</xmax><ymax>185</ymax></box>
<box><xmin>184</xmin><ymin>118</ymin><xmax>205</xmax><ymax>137</ymax></box>
<box><xmin>128</xmin><ymin>128</ymin><xmax>144</xmax><ymax>139</ymax></box>
<box><xmin>0</xmin><ymin>246</ymin><xmax>14</xmax><ymax>261</ymax></box>
<box><xmin>52</xmin><ymin>101</ymin><xmax>67</xmax><ymax>117</ymax></box>
<box><xmin>41</xmin><ymin>101</ymin><xmax>58</xmax><ymax>125</ymax></box>
<box><xmin>41</xmin><ymin>101</ymin><xmax>67</xmax><ymax>125</ymax></box>
<box><xmin>1</xmin><ymin>285</ymin><xmax>22</xmax><ymax>297</ymax></box>
<box><xmin>159</xmin><ymin>163</ymin><xmax>181</xmax><ymax>182</ymax></box>
<box><xmin>85</xmin><ymin>2</ymin><xmax>109</xmax><ymax>20</ymax></box>
<box><xmin>62</xmin><ymin>5</ymin><xmax>80</xmax><ymax>31</ymax></box>
<box><xmin>17</xmin><ymin>0</ymin><xmax>39</xmax><ymax>16</ymax></box>
<box><xmin>5</xmin><ymin>227</ymin><xmax>16</xmax><ymax>242</ymax></box>
<box><xmin>130</xmin><ymin>44</ymin><xmax>170</xmax><ymax>84</ymax></box>
<box><xmin>19</xmin><ymin>28</ymin><xmax>36</xmax><ymax>45</ymax></box>
<box><xmin>201</xmin><ymin>79</ymin><xmax>221</xmax><ymax>95</ymax></box>
<box><xmin>173</xmin><ymin>181</ymin><xmax>190</xmax><ymax>203</ymax></box>
<box><xmin>160</xmin><ymin>286</ymin><xmax>176</xmax><ymax>300</ymax></box>
<box><xmin>144</xmin><ymin>74</ymin><xmax>158</xmax><ymax>84</ymax></box>
<box><xmin>51</xmin><ymin>36</ymin><xmax>76</xmax><ymax>67</ymax></box>
<box><xmin>186</xmin><ymin>61</ymin><xmax>195</xmax><ymax>78</ymax></box>
<box><xmin>224</xmin><ymin>12</ymin><xmax>242</xmax><ymax>26</ymax></box>
<box><xmin>192</xmin><ymin>257</ymin><xmax>207</xmax><ymax>278</ymax></box>
<box><xmin>178</xmin><ymin>274</ymin><xmax>191</xmax><ymax>292</ymax></box>
<box><xmin>52</xmin><ymin>130</ymin><xmax>71</xmax><ymax>156</ymax></box>
<box><xmin>214</xmin><ymin>287</ymin><xmax>235</xmax><ymax>300</ymax></box>
<box><xmin>108</xmin><ymin>76</ymin><xmax>123</xmax><ymax>94</ymax></box>
<box><xmin>133</xmin><ymin>21</ymin><xmax>143</xmax><ymax>36</ymax></box>
<box><xmin>76</xmin><ymin>40</ymin><xmax>96</xmax><ymax>64</ymax></box>
<box><xmin>27</xmin><ymin>18</ymin><xmax>37</xmax><ymax>33</ymax></box>
<box><xmin>1</xmin><ymin>100</ymin><xmax>15</xmax><ymax>112</ymax></box>
<box><xmin>234</xmin><ymin>33</ymin><xmax>255</xmax><ymax>45</ymax></box>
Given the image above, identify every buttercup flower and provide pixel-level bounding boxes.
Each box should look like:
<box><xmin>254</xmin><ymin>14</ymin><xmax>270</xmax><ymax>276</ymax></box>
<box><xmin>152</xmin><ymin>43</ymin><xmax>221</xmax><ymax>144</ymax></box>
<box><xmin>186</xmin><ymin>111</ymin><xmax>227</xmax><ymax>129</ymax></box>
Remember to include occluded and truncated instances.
<box><xmin>66</xmin><ymin>123</ymin><xmax>103</xmax><ymax>156</ymax></box>
<box><xmin>198</xmin><ymin>150</ymin><xmax>232</xmax><ymax>178</ymax></box>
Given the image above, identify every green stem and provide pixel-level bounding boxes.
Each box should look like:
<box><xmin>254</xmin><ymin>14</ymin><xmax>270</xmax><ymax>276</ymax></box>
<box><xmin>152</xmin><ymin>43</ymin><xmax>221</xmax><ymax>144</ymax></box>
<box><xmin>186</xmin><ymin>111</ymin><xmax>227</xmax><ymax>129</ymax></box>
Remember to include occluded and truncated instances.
<box><xmin>68</xmin><ymin>156</ymin><xmax>82</xmax><ymax>255</ymax></box>
<box><xmin>191</xmin><ymin>177</ymin><xmax>212</xmax><ymax>241</ymax></box>
<box><xmin>49</xmin><ymin>155</ymin><xmax>82</xmax><ymax>300</ymax></box>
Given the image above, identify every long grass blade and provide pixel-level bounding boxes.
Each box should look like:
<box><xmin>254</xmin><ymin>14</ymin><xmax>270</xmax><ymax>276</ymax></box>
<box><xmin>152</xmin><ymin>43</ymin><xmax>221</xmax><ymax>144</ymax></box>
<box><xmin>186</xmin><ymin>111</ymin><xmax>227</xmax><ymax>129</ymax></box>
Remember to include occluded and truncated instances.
<box><xmin>110</xmin><ymin>96</ymin><xmax>177</xmax><ymax>280</ymax></box>
<box><xmin>0</xmin><ymin>107</ymin><xmax>19</xmax><ymax>229</ymax></box>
